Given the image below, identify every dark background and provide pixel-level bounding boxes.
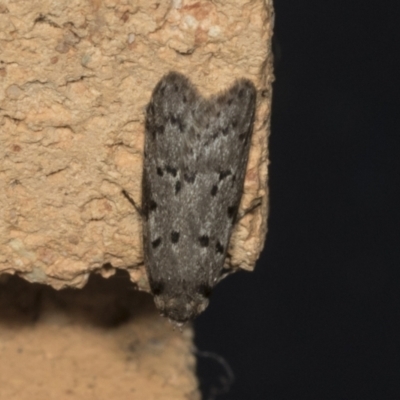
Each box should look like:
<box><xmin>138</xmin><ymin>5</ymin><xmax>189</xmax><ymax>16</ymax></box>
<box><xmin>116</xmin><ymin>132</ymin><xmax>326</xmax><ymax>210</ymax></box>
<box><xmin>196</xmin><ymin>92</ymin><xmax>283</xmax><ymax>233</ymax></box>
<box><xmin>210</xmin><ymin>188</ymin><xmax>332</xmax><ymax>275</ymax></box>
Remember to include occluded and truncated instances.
<box><xmin>195</xmin><ymin>1</ymin><xmax>400</xmax><ymax>399</ymax></box>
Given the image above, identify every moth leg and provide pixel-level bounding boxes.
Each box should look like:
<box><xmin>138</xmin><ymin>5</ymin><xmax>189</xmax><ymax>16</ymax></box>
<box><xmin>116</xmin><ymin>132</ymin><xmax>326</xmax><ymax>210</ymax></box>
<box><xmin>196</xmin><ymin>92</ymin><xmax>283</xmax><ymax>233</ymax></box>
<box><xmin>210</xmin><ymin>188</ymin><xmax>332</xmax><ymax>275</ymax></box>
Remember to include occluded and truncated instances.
<box><xmin>237</xmin><ymin>197</ymin><xmax>262</xmax><ymax>221</ymax></box>
<box><xmin>121</xmin><ymin>189</ymin><xmax>143</xmax><ymax>216</ymax></box>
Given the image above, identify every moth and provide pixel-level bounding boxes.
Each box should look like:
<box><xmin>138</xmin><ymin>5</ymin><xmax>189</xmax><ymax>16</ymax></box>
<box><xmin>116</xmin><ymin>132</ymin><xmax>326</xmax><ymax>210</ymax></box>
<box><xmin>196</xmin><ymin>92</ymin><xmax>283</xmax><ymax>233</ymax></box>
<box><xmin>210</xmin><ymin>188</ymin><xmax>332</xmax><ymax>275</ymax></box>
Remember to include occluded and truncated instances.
<box><xmin>142</xmin><ymin>72</ymin><xmax>256</xmax><ymax>323</ymax></box>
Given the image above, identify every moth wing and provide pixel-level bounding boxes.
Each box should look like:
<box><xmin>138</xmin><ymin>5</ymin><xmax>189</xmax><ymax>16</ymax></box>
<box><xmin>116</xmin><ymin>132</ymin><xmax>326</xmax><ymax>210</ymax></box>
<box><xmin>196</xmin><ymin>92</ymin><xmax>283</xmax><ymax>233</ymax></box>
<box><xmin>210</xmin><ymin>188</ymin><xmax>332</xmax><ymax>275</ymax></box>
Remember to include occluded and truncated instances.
<box><xmin>143</xmin><ymin>72</ymin><xmax>200</xmax><ymax>288</ymax></box>
<box><xmin>186</xmin><ymin>78</ymin><xmax>256</xmax><ymax>283</ymax></box>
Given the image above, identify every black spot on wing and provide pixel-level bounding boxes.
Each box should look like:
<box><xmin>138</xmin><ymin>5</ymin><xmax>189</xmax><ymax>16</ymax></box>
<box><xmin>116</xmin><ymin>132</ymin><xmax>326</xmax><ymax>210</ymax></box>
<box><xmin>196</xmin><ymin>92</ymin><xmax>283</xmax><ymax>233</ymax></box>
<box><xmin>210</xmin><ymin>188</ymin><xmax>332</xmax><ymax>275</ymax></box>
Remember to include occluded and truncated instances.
<box><xmin>216</xmin><ymin>241</ymin><xmax>224</xmax><ymax>254</ymax></box>
<box><xmin>152</xmin><ymin>237</ymin><xmax>162</xmax><ymax>248</ymax></box>
<box><xmin>199</xmin><ymin>235</ymin><xmax>209</xmax><ymax>247</ymax></box>
<box><xmin>227</xmin><ymin>206</ymin><xmax>237</xmax><ymax>219</ymax></box>
<box><xmin>166</xmin><ymin>165</ymin><xmax>177</xmax><ymax>177</ymax></box>
<box><xmin>175</xmin><ymin>181</ymin><xmax>181</xmax><ymax>194</ymax></box>
<box><xmin>157</xmin><ymin>167</ymin><xmax>163</xmax><ymax>176</ymax></box>
<box><xmin>211</xmin><ymin>185</ymin><xmax>218</xmax><ymax>196</ymax></box>
<box><xmin>149</xmin><ymin>200</ymin><xmax>157</xmax><ymax>211</ymax></box>
<box><xmin>171</xmin><ymin>231</ymin><xmax>180</xmax><ymax>243</ymax></box>
<box><xmin>219</xmin><ymin>170</ymin><xmax>231</xmax><ymax>180</ymax></box>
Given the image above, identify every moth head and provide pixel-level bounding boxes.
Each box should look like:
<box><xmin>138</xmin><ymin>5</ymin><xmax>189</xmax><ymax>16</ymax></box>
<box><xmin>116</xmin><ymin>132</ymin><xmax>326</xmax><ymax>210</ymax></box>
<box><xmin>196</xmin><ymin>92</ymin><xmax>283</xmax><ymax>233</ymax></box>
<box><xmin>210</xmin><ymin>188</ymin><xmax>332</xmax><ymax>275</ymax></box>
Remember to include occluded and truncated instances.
<box><xmin>150</xmin><ymin>280</ymin><xmax>212</xmax><ymax>323</ymax></box>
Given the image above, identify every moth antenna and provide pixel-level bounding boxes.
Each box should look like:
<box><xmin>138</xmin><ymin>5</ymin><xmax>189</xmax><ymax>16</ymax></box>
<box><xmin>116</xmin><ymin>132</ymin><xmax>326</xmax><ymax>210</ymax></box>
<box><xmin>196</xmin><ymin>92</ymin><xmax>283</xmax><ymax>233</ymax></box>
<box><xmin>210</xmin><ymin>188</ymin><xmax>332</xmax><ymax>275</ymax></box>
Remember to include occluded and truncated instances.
<box><xmin>196</xmin><ymin>350</ymin><xmax>235</xmax><ymax>400</ymax></box>
<box><xmin>122</xmin><ymin>189</ymin><xmax>143</xmax><ymax>216</ymax></box>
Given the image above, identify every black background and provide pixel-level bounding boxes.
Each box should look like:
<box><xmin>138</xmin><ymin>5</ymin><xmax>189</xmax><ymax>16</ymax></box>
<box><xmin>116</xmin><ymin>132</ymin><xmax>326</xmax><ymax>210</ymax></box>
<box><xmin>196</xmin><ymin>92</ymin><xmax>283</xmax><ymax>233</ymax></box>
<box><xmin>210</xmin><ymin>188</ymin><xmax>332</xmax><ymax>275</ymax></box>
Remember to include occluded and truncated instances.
<box><xmin>195</xmin><ymin>1</ymin><xmax>400</xmax><ymax>399</ymax></box>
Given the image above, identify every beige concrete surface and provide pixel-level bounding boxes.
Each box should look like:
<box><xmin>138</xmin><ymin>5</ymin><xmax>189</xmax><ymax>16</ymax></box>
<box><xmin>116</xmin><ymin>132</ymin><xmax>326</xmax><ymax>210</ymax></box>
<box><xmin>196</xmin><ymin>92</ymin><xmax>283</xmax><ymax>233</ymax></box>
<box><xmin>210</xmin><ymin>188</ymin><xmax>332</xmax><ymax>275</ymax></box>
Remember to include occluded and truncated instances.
<box><xmin>0</xmin><ymin>273</ymin><xmax>199</xmax><ymax>400</ymax></box>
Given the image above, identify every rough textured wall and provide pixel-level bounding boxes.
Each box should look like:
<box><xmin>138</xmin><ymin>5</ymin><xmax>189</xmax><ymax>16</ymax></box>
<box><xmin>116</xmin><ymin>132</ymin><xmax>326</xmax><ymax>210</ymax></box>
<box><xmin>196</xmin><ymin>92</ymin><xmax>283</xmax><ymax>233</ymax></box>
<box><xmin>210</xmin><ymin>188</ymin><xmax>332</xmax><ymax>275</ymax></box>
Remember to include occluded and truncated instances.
<box><xmin>0</xmin><ymin>0</ymin><xmax>274</xmax><ymax>290</ymax></box>
<box><xmin>0</xmin><ymin>273</ymin><xmax>200</xmax><ymax>400</ymax></box>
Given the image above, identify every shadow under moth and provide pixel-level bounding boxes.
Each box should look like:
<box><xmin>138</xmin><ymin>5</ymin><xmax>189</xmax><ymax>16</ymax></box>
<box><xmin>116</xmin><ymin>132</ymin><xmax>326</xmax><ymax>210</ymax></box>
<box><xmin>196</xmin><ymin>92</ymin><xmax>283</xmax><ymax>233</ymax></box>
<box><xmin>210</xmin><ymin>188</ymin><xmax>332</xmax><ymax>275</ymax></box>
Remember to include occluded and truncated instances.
<box><xmin>142</xmin><ymin>72</ymin><xmax>256</xmax><ymax>324</ymax></box>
